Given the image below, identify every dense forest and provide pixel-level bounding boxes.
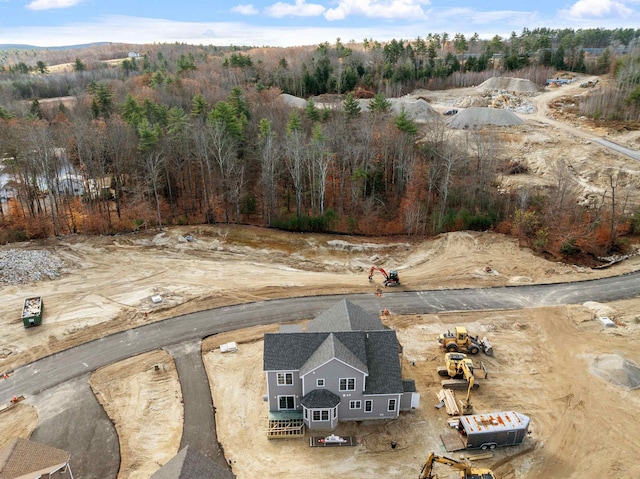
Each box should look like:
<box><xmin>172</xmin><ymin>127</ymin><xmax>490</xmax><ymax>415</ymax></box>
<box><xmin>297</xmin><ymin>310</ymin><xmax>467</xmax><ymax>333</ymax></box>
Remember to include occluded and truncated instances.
<box><xmin>1</xmin><ymin>27</ymin><xmax>640</xmax><ymax>263</ymax></box>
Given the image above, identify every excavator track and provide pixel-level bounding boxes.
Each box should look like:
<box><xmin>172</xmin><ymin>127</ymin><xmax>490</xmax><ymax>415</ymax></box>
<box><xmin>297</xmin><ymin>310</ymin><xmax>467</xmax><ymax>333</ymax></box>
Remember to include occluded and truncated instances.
<box><xmin>441</xmin><ymin>379</ymin><xmax>480</xmax><ymax>390</ymax></box>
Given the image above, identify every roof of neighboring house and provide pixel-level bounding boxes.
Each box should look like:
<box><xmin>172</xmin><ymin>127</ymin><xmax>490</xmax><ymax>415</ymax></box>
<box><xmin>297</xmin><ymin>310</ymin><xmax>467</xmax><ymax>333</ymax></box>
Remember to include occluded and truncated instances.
<box><xmin>264</xmin><ymin>301</ymin><xmax>403</xmax><ymax>395</ymax></box>
<box><xmin>150</xmin><ymin>446</ymin><xmax>234</xmax><ymax>479</ymax></box>
<box><xmin>306</xmin><ymin>299</ymin><xmax>384</xmax><ymax>332</ymax></box>
<box><xmin>0</xmin><ymin>437</ymin><xmax>70</xmax><ymax>479</ymax></box>
<box><xmin>301</xmin><ymin>389</ymin><xmax>341</xmax><ymax>408</ymax></box>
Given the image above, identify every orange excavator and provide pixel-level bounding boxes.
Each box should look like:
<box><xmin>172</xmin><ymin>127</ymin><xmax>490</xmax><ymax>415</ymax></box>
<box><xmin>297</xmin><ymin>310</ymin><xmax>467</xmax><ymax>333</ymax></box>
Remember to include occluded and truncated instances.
<box><xmin>368</xmin><ymin>266</ymin><xmax>400</xmax><ymax>287</ymax></box>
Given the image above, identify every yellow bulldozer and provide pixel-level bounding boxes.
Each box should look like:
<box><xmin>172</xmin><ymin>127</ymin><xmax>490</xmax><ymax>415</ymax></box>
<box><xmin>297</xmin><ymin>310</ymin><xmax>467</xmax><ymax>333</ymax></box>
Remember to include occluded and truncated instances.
<box><xmin>419</xmin><ymin>452</ymin><xmax>496</xmax><ymax>479</ymax></box>
<box><xmin>438</xmin><ymin>326</ymin><xmax>493</xmax><ymax>356</ymax></box>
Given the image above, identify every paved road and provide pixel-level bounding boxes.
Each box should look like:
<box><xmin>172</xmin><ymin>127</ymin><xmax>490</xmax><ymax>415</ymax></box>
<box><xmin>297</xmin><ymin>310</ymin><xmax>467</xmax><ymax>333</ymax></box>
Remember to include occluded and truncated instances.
<box><xmin>526</xmin><ymin>78</ymin><xmax>640</xmax><ymax>163</ymax></box>
<box><xmin>164</xmin><ymin>341</ymin><xmax>225</xmax><ymax>464</ymax></box>
<box><xmin>3</xmin><ymin>271</ymin><xmax>640</xmax><ymax>404</ymax></box>
<box><xmin>29</xmin><ymin>375</ymin><xmax>120</xmax><ymax>479</ymax></box>
<box><xmin>593</xmin><ymin>137</ymin><xmax>640</xmax><ymax>161</ymax></box>
<box><xmin>2</xmin><ymin>272</ymin><xmax>640</xmax><ymax>477</ymax></box>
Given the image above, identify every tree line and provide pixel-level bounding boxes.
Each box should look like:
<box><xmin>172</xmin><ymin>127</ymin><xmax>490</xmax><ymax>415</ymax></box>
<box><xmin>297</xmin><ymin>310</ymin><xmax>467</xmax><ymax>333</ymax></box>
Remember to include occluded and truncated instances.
<box><xmin>1</xmin><ymin>27</ymin><xmax>639</xmax><ymax>263</ymax></box>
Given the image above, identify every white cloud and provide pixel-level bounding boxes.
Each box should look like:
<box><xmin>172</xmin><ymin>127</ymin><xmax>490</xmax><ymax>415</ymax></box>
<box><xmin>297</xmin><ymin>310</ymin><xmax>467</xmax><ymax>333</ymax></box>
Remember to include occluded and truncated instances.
<box><xmin>232</xmin><ymin>4</ymin><xmax>259</xmax><ymax>15</ymax></box>
<box><xmin>26</xmin><ymin>0</ymin><xmax>82</xmax><ymax>10</ymax></box>
<box><xmin>264</xmin><ymin>0</ymin><xmax>326</xmax><ymax>18</ymax></box>
<box><xmin>324</xmin><ymin>0</ymin><xmax>429</xmax><ymax>21</ymax></box>
<box><xmin>564</xmin><ymin>0</ymin><xmax>632</xmax><ymax>18</ymax></box>
<box><xmin>0</xmin><ymin>15</ymin><xmax>383</xmax><ymax>48</ymax></box>
<box><xmin>433</xmin><ymin>7</ymin><xmax>539</xmax><ymax>28</ymax></box>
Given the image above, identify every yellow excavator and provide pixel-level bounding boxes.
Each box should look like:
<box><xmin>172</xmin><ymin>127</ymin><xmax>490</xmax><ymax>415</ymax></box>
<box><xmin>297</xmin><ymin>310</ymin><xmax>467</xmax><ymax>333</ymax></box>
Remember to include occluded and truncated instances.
<box><xmin>419</xmin><ymin>452</ymin><xmax>496</xmax><ymax>479</ymax></box>
<box><xmin>437</xmin><ymin>352</ymin><xmax>486</xmax><ymax>414</ymax></box>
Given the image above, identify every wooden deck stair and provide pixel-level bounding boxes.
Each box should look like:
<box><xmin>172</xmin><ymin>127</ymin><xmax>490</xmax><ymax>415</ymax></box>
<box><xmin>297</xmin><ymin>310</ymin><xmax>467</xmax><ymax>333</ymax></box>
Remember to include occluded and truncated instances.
<box><xmin>267</xmin><ymin>412</ymin><xmax>305</xmax><ymax>439</ymax></box>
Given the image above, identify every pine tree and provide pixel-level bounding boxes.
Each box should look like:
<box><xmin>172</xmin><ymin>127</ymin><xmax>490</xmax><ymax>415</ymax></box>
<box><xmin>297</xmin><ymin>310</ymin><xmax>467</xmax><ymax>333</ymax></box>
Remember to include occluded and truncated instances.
<box><xmin>343</xmin><ymin>92</ymin><xmax>361</xmax><ymax>118</ymax></box>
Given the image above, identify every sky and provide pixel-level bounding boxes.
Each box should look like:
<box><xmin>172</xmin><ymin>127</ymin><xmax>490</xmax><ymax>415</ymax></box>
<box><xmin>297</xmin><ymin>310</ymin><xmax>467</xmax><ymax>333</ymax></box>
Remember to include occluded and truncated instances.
<box><xmin>0</xmin><ymin>0</ymin><xmax>639</xmax><ymax>48</ymax></box>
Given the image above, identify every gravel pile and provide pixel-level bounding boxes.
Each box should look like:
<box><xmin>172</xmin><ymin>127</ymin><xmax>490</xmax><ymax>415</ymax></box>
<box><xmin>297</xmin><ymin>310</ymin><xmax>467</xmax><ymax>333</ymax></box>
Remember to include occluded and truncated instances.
<box><xmin>476</xmin><ymin>76</ymin><xmax>545</xmax><ymax>93</ymax></box>
<box><xmin>448</xmin><ymin>107</ymin><xmax>524</xmax><ymax>129</ymax></box>
<box><xmin>280</xmin><ymin>94</ymin><xmax>441</xmax><ymax>123</ymax></box>
<box><xmin>0</xmin><ymin>249</ymin><xmax>64</xmax><ymax>284</ymax></box>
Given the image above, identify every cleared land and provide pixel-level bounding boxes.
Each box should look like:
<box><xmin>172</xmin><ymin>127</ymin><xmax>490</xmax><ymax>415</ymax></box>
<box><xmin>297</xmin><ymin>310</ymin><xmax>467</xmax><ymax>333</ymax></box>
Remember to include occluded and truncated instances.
<box><xmin>1</xmin><ymin>76</ymin><xmax>640</xmax><ymax>478</ymax></box>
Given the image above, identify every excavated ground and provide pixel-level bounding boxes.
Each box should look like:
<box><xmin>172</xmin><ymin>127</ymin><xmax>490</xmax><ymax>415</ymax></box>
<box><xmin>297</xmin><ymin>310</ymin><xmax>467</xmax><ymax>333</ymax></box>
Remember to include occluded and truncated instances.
<box><xmin>2</xmin><ymin>74</ymin><xmax>640</xmax><ymax>479</ymax></box>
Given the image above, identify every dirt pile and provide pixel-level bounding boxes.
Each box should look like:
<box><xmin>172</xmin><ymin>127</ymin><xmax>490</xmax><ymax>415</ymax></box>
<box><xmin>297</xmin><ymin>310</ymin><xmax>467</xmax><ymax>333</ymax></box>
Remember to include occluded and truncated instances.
<box><xmin>476</xmin><ymin>76</ymin><xmax>545</xmax><ymax>94</ymax></box>
<box><xmin>448</xmin><ymin>107</ymin><xmax>524</xmax><ymax>129</ymax></box>
<box><xmin>589</xmin><ymin>354</ymin><xmax>640</xmax><ymax>390</ymax></box>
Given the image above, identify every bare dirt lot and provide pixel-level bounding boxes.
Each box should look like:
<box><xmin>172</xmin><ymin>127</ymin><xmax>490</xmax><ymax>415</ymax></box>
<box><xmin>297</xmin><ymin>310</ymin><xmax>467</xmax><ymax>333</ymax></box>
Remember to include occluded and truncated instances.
<box><xmin>2</xmin><ymin>76</ymin><xmax>640</xmax><ymax>478</ymax></box>
<box><xmin>2</xmin><ymin>226</ymin><xmax>640</xmax><ymax>479</ymax></box>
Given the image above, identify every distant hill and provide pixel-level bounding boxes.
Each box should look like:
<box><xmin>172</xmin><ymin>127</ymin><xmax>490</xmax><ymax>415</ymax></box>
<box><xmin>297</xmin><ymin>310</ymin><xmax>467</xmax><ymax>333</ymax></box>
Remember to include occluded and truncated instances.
<box><xmin>0</xmin><ymin>42</ymin><xmax>110</xmax><ymax>51</ymax></box>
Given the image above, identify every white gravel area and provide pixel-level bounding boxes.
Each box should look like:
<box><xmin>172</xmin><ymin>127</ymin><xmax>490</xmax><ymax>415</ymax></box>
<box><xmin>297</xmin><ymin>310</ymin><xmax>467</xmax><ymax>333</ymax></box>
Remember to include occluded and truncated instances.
<box><xmin>0</xmin><ymin>249</ymin><xmax>64</xmax><ymax>284</ymax></box>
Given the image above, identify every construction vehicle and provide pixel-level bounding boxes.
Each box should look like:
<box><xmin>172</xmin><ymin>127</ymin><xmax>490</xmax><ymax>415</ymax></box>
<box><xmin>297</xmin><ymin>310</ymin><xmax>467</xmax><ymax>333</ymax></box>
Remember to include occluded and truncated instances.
<box><xmin>419</xmin><ymin>452</ymin><xmax>496</xmax><ymax>479</ymax></box>
<box><xmin>438</xmin><ymin>326</ymin><xmax>493</xmax><ymax>356</ymax></box>
<box><xmin>437</xmin><ymin>352</ymin><xmax>486</xmax><ymax>414</ymax></box>
<box><xmin>368</xmin><ymin>266</ymin><xmax>400</xmax><ymax>287</ymax></box>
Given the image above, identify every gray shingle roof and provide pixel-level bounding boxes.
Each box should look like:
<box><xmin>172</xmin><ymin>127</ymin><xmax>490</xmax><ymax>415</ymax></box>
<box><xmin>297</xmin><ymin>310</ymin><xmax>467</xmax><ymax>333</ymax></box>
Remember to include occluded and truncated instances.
<box><xmin>263</xmin><ymin>332</ymin><xmax>329</xmax><ymax>371</ymax></box>
<box><xmin>402</xmin><ymin>379</ymin><xmax>417</xmax><ymax>393</ymax></box>
<box><xmin>362</xmin><ymin>330</ymin><xmax>403</xmax><ymax>394</ymax></box>
<box><xmin>300</xmin><ymin>333</ymin><xmax>368</xmax><ymax>376</ymax></box>
<box><xmin>264</xmin><ymin>300</ymin><xmax>403</xmax><ymax>395</ymax></box>
<box><xmin>150</xmin><ymin>446</ymin><xmax>234</xmax><ymax>479</ymax></box>
<box><xmin>264</xmin><ymin>333</ymin><xmax>403</xmax><ymax>395</ymax></box>
<box><xmin>306</xmin><ymin>299</ymin><xmax>384</xmax><ymax>332</ymax></box>
<box><xmin>300</xmin><ymin>389</ymin><xmax>341</xmax><ymax>408</ymax></box>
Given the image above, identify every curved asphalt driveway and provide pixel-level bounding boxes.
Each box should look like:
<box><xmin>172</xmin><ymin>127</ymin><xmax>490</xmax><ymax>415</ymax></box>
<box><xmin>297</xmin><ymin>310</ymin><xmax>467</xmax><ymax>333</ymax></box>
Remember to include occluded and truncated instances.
<box><xmin>2</xmin><ymin>271</ymin><xmax>640</xmax><ymax>477</ymax></box>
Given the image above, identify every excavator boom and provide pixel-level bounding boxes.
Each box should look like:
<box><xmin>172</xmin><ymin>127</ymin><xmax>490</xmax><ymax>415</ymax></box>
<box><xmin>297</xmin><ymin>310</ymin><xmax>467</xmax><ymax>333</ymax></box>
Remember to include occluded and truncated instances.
<box><xmin>419</xmin><ymin>452</ymin><xmax>496</xmax><ymax>479</ymax></box>
<box><xmin>368</xmin><ymin>266</ymin><xmax>400</xmax><ymax>286</ymax></box>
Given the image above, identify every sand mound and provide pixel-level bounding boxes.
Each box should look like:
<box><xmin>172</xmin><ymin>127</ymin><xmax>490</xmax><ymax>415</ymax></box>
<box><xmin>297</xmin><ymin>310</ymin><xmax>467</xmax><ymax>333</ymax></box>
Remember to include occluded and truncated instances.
<box><xmin>476</xmin><ymin>77</ymin><xmax>544</xmax><ymax>93</ymax></box>
<box><xmin>590</xmin><ymin>354</ymin><xmax>640</xmax><ymax>390</ymax></box>
<box><xmin>448</xmin><ymin>107</ymin><xmax>524</xmax><ymax>129</ymax></box>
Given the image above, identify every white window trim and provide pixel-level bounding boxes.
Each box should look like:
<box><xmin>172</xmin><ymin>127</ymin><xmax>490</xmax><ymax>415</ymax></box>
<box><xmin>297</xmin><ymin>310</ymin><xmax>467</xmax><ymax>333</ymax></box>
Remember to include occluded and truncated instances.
<box><xmin>339</xmin><ymin>377</ymin><xmax>356</xmax><ymax>391</ymax></box>
<box><xmin>312</xmin><ymin>409</ymin><xmax>331</xmax><ymax>422</ymax></box>
<box><xmin>349</xmin><ymin>400</ymin><xmax>362</xmax><ymax>410</ymax></box>
<box><xmin>364</xmin><ymin>399</ymin><xmax>373</xmax><ymax>413</ymax></box>
<box><xmin>387</xmin><ymin>398</ymin><xmax>397</xmax><ymax>412</ymax></box>
<box><xmin>277</xmin><ymin>372</ymin><xmax>293</xmax><ymax>386</ymax></box>
<box><xmin>278</xmin><ymin>395</ymin><xmax>295</xmax><ymax>410</ymax></box>
<box><xmin>316</xmin><ymin>378</ymin><xmax>325</xmax><ymax>387</ymax></box>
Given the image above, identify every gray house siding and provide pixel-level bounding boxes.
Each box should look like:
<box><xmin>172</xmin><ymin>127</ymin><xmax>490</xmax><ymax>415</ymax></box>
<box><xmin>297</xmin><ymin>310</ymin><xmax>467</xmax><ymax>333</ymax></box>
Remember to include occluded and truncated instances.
<box><xmin>400</xmin><ymin>379</ymin><xmax>419</xmax><ymax>411</ymax></box>
<box><xmin>265</xmin><ymin>370</ymin><xmax>301</xmax><ymax>411</ymax></box>
<box><xmin>343</xmin><ymin>393</ymin><xmax>401</xmax><ymax>421</ymax></box>
<box><xmin>302</xmin><ymin>358</ymin><xmax>367</xmax><ymax>428</ymax></box>
<box><xmin>263</xmin><ymin>300</ymin><xmax>420</xmax><ymax>431</ymax></box>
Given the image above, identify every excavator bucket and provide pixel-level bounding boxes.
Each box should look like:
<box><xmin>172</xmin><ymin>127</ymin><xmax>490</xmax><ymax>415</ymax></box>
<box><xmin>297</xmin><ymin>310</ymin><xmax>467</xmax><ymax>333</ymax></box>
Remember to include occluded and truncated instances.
<box><xmin>481</xmin><ymin>338</ymin><xmax>493</xmax><ymax>356</ymax></box>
